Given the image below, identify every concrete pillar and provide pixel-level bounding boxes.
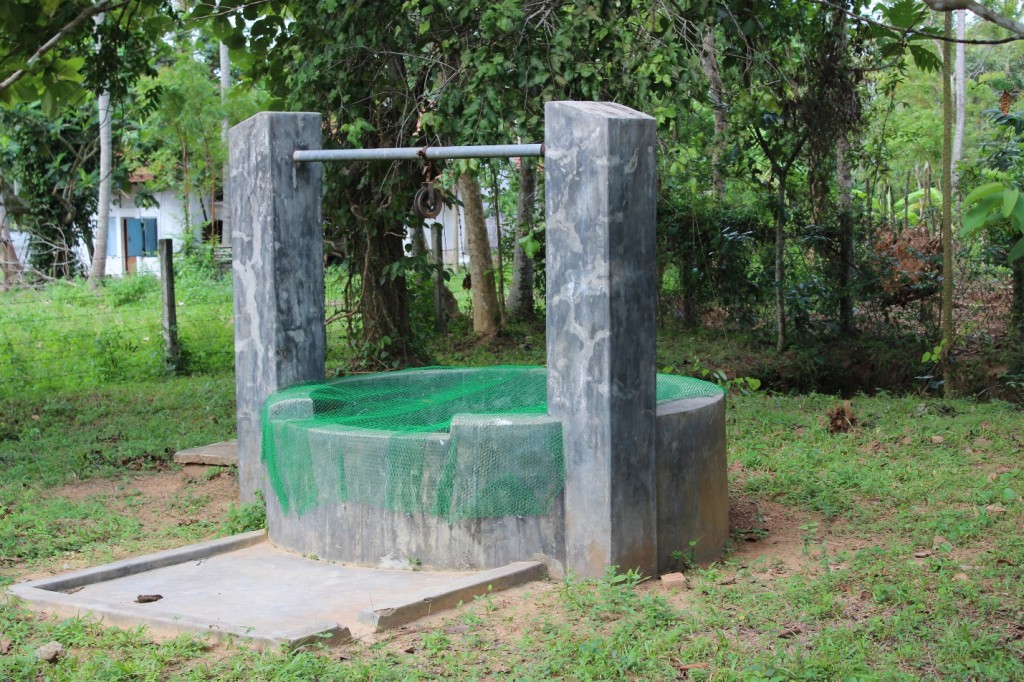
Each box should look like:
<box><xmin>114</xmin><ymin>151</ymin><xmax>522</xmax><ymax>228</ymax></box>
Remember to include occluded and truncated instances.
<box><xmin>545</xmin><ymin>102</ymin><xmax>659</xmax><ymax>577</ymax></box>
<box><xmin>230</xmin><ymin>112</ymin><xmax>325</xmax><ymax>501</ymax></box>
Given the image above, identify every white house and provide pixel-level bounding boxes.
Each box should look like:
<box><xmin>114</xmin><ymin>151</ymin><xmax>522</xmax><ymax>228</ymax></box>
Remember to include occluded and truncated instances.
<box><xmin>9</xmin><ymin>174</ymin><xmax>503</xmax><ymax>280</ymax></box>
<box><xmin>6</xmin><ymin>180</ymin><xmax>215</xmax><ymax>280</ymax></box>
<box><xmin>90</xmin><ymin>175</ymin><xmax>212</xmax><ymax>278</ymax></box>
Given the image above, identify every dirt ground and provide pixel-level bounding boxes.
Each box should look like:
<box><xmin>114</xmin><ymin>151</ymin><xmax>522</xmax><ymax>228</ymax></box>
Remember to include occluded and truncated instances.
<box><xmin>14</xmin><ymin>467</ymin><xmax>239</xmax><ymax>583</ymax></box>
<box><xmin>16</xmin><ymin>470</ymin><xmax>861</xmax><ymax>653</ymax></box>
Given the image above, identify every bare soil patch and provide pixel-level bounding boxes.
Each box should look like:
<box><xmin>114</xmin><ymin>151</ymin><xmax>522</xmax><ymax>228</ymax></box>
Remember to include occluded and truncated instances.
<box><xmin>54</xmin><ymin>467</ymin><xmax>237</xmax><ymax>531</ymax></box>
<box><xmin>14</xmin><ymin>468</ymin><xmax>238</xmax><ymax>582</ymax></box>
<box><xmin>727</xmin><ymin>495</ymin><xmax>867</xmax><ymax>575</ymax></box>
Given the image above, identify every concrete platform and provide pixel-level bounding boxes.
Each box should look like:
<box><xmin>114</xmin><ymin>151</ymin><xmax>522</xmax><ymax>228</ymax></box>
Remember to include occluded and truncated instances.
<box><xmin>173</xmin><ymin>440</ymin><xmax>238</xmax><ymax>466</ymax></box>
<box><xmin>7</xmin><ymin>532</ymin><xmax>545</xmax><ymax>649</ymax></box>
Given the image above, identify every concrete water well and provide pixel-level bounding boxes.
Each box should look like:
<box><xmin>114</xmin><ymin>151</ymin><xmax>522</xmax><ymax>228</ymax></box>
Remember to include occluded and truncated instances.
<box><xmin>259</xmin><ymin>367</ymin><xmax>726</xmax><ymax>572</ymax></box>
<box><xmin>3</xmin><ymin>101</ymin><xmax>730</xmax><ymax>650</ymax></box>
<box><xmin>229</xmin><ymin>101</ymin><xmax>729</xmax><ymax>578</ymax></box>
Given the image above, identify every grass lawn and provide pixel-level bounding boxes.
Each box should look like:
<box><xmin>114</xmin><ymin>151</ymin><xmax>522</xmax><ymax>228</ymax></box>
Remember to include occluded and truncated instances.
<box><xmin>2</xmin><ymin>381</ymin><xmax>1023</xmax><ymax>680</ymax></box>
<box><xmin>2</xmin><ymin>275</ymin><xmax>1023</xmax><ymax>679</ymax></box>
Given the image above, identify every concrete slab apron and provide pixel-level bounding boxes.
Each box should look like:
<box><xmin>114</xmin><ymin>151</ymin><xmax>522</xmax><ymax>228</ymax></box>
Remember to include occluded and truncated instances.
<box><xmin>172</xmin><ymin>440</ymin><xmax>238</xmax><ymax>466</ymax></box>
<box><xmin>7</xmin><ymin>533</ymin><xmax>545</xmax><ymax>648</ymax></box>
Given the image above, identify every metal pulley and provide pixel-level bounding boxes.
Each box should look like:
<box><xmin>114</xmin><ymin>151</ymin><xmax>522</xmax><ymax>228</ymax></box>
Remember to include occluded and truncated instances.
<box><xmin>414</xmin><ymin>181</ymin><xmax>442</xmax><ymax>218</ymax></box>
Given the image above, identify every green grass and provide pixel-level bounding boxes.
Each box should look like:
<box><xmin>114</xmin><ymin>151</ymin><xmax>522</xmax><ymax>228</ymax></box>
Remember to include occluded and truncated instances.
<box><xmin>1</xmin><ymin>389</ymin><xmax>1022</xmax><ymax>679</ymax></box>
<box><xmin>0</xmin><ymin>377</ymin><xmax>236</xmax><ymax>486</ymax></box>
<box><xmin>0</xmin><ymin>264</ymin><xmax>234</xmax><ymax>391</ymax></box>
<box><xmin>2</xmin><ymin>270</ymin><xmax>1024</xmax><ymax>678</ymax></box>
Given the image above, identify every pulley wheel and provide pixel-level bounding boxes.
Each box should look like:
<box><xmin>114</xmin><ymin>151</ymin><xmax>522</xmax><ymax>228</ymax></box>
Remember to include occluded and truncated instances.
<box><xmin>414</xmin><ymin>185</ymin><xmax>442</xmax><ymax>218</ymax></box>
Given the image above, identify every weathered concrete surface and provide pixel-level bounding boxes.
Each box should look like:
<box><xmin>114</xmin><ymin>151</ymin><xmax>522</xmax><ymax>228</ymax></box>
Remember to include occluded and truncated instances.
<box><xmin>358</xmin><ymin>560</ymin><xmax>547</xmax><ymax>629</ymax></box>
<box><xmin>267</xmin><ymin>493</ymin><xmax>566</xmax><ymax>574</ymax></box>
<box><xmin>260</xmin><ymin>369</ymin><xmax>567</xmax><ymax>571</ymax></box>
<box><xmin>173</xmin><ymin>440</ymin><xmax>238</xmax><ymax>466</ymax></box>
<box><xmin>8</xmin><ymin>534</ymin><xmax>544</xmax><ymax>647</ymax></box>
<box><xmin>230</xmin><ymin>112</ymin><xmax>326</xmax><ymax>501</ymax></box>
<box><xmin>655</xmin><ymin>394</ymin><xmax>729</xmax><ymax>568</ymax></box>
<box><xmin>544</xmin><ymin>101</ymin><xmax>659</xmax><ymax>578</ymax></box>
<box><xmin>261</xmin><ymin>387</ymin><xmax>725</xmax><ymax>574</ymax></box>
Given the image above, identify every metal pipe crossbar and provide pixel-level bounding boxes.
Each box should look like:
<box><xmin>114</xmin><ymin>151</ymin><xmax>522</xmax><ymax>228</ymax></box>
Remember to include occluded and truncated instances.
<box><xmin>292</xmin><ymin>143</ymin><xmax>543</xmax><ymax>163</ymax></box>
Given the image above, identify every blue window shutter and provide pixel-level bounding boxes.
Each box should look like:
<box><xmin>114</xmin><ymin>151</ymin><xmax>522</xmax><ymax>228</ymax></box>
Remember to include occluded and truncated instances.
<box><xmin>125</xmin><ymin>218</ymin><xmax>143</xmax><ymax>257</ymax></box>
<box><xmin>107</xmin><ymin>218</ymin><xmax>118</xmax><ymax>257</ymax></box>
<box><xmin>142</xmin><ymin>218</ymin><xmax>158</xmax><ymax>255</ymax></box>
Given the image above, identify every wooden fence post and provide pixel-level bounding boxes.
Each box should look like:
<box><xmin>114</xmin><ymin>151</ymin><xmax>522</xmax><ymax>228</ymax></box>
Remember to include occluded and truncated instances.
<box><xmin>159</xmin><ymin>238</ymin><xmax>179</xmax><ymax>374</ymax></box>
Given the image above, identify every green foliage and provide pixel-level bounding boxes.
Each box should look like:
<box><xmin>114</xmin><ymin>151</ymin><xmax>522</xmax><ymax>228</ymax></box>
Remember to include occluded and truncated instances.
<box><xmin>0</xmin><ymin>489</ymin><xmax>143</xmax><ymax>562</ymax></box>
<box><xmin>122</xmin><ymin>49</ymin><xmax>266</xmax><ymax>232</ymax></box>
<box><xmin>0</xmin><ymin>0</ymin><xmax>175</xmax><ymax>113</ymax></box>
<box><xmin>658</xmin><ymin>185</ymin><xmax>770</xmax><ymax>325</ymax></box>
<box><xmin>0</xmin><ymin>102</ymin><xmax>103</xmax><ymax>276</ymax></box>
<box><xmin>961</xmin><ymin>107</ymin><xmax>1024</xmax><ymax>264</ymax></box>
<box><xmin>0</xmin><ymin>269</ymin><xmax>233</xmax><ymax>392</ymax></box>
<box><xmin>220</xmin><ymin>491</ymin><xmax>266</xmax><ymax>535</ymax></box>
<box><xmin>103</xmin><ymin>271</ymin><xmax>160</xmax><ymax>307</ymax></box>
<box><xmin>3</xmin><ymin>377</ymin><xmax>1024</xmax><ymax>678</ymax></box>
<box><xmin>661</xmin><ymin>357</ymin><xmax>761</xmax><ymax>395</ymax></box>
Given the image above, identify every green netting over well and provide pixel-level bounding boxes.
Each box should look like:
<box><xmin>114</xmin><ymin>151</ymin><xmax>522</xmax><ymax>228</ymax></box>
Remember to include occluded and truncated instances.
<box><xmin>262</xmin><ymin>366</ymin><xmax>724</xmax><ymax>522</ymax></box>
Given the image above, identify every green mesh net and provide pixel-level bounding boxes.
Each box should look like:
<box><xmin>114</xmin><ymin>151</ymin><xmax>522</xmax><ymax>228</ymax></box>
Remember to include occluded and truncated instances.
<box><xmin>262</xmin><ymin>366</ymin><xmax>724</xmax><ymax>522</ymax></box>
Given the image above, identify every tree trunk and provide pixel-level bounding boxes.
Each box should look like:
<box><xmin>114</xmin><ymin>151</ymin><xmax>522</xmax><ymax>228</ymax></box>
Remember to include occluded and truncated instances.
<box><xmin>1012</xmin><ymin>254</ymin><xmax>1024</xmax><ymax>348</ymax></box>
<box><xmin>88</xmin><ymin>7</ymin><xmax>111</xmax><ymax>287</ymax></box>
<box><xmin>360</xmin><ymin>226</ymin><xmax>412</xmax><ymax>362</ymax></box>
<box><xmin>459</xmin><ymin>172</ymin><xmax>500</xmax><ymax>335</ymax></box>
<box><xmin>837</xmin><ymin>133</ymin><xmax>854</xmax><ymax>333</ymax></box>
<box><xmin>952</xmin><ymin>9</ymin><xmax>966</xmax><ymax>199</ymax></box>
<box><xmin>940</xmin><ymin>12</ymin><xmax>956</xmax><ymax>396</ymax></box>
<box><xmin>451</xmin><ymin>197</ymin><xmax>462</xmax><ymax>274</ymax></box>
<box><xmin>0</xmin><ymin>191</ymin><xmax>22</xmax><ymax>290</ymax></box>
<box><xmin>88</xmin><ymin>88</ymin><xmax>112</xmax><ymax>287</ymax></box>
<box><xmin>701</xmin><ymin>24</ymin><xmax>728</xmax><ymax>199</ymax></box>
<box><xmin>220</xmin><ymin>40</ymin><xmax>231</xmax><ymax>245</ymax></box>
<box><xmin>491</xmin><ymin>170</ymin><xmax>505</xmax><ymax>324</ymax></box>
<box><xmin>775</xmin><ymin>172</ymin><xmax>787</xmax><ymax>353</ymax></box>
<box><xmin>506</xmin><ymin>160</ymin><xmax>536</xmax><ymax>320</ymax></box>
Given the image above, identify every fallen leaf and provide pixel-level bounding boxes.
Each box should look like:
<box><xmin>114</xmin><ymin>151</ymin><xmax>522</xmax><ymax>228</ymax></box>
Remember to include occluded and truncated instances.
<box><xmin>901</xmin><ymin>436</ymin><xmax>914</xmax><ymax>445</ymax></box>
<box><xmin>953</xmin><ymin>573</ymin><xmax>969</xmax><ymax>581</ymax></box>
<box><xmin>673</xmin><ymin>660</ymin><xmax>709</xmax><ymax>672</ymax></box>
<box><xmin>989</xmin><ymin>473</ymin><xmax>1000</xmax><ymax>482</ymax></box>
<box><xmin>134</xmin><ymin>594</ymin><xmax>163</xmax><ymax>604</ymax></box>
<box><xmin>778</xmin><ymin>625</ymin><xmax>804</xmax><ymax>639</ymax></box>
<box><xmin>930</xmin><ymin>435</ymin><xmax>945</xmax><ymax>444</ymax></box>
<box><xmin>0</xmin><ymin>638</ymin><xmax>12</xmax><ymax>655</ymax></box>
<box><xmin>827</xmin><ymin>401</ymin><xmax>857</xmax><ymax>434</ymax></box>
<box><xmin>996</xmin><ymin>558</ymin><xmax>1017</xmax><ymax>566</ymax></box>
<box><xmin>403</xmin><ymin>647</ymin><xmax>415</xmax><ymax>654</ymax></box>
<box><xmin>1000</xmin><ymin>625</ymin><xmax>1024</xmax><ymax>645</ymax></box>
<box><xmin>986</xmin><ymin>504</ymin><xmax>1007</xmax><ymax>515</ymax></box>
